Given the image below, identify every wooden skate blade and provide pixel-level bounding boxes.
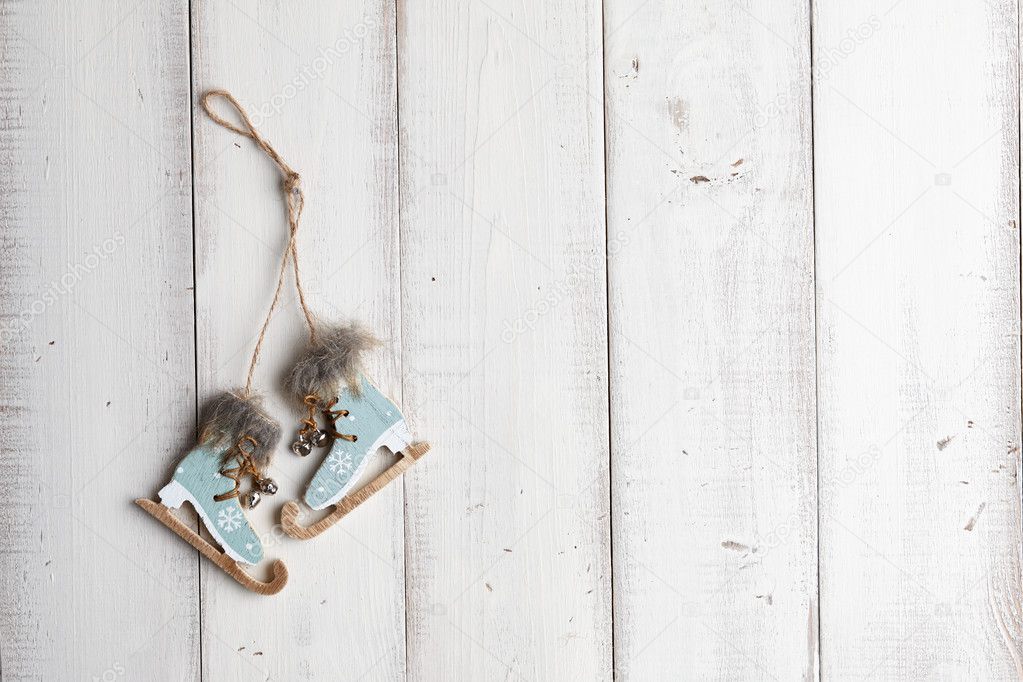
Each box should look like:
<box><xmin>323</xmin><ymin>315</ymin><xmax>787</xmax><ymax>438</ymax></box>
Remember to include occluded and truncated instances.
<box><xmin>135</xmin><ymin>498</ymin><xmax>288</xmax><ymax>595</ymax></box>
<box><xmin>281</xmin><ymin>441</ymin><xmax>430</xmax><ymax>540</ymax></box>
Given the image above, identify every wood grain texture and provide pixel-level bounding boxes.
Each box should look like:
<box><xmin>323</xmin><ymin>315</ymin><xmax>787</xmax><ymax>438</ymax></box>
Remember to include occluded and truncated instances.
<box><xmin>604</xmin><ymin>1</ymin><xmax>818</xmax><ymax>679</ymax></box>
<box><xmin>397</xmin><ymin>1</ymin><xmax>613</xmax><ymax>679</ymax></box>
<box><xmin>191</xmin><ymin>0</ymin><xmax>405</xmax><ymax>678</ymax></box>
<box><xmin>814</xmin><ymin>0</ymin><xmax>1023</xmax><ymax>677</ymax></box>
<box><xmin>0</xmin><ymin>0</ymin><xmax>197</xmax><ymax>679</ymax></box>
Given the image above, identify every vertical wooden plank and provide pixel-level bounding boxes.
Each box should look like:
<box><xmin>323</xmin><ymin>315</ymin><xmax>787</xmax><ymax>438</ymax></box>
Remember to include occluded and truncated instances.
<box><xmin>815</xmin><ymin>0</ymin><xmax>1023</xmax><ymax>677</ymax></box>
<box><xmin>604</xmin><ymin>1</ymin><xmax>817</xmax><ymax>679</ymax></box>
<box><xmin>0</xmin><ymin>0</ymin><xmax>197</xmax><ymax>679</ymax></box>
<box><xmin>399</xmin><ymin>1</ymin><xmax>613</xmax><ymax>679</ymax></box>
<box><xmin>191</xmin><ymin>0</ymin><xmax>404</xmax><ymax>678</ymax></box>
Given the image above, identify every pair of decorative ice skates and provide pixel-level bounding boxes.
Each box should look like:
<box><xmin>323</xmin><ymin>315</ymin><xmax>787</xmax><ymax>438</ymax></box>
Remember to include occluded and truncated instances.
<box><xmin>135</xmin><ymin>91</ymin><xmax>428</xmax><ymax>595</ymax></box>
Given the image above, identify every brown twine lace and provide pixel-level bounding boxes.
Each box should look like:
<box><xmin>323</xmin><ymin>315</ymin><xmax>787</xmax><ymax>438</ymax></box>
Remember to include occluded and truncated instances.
<box><xmin>200</xmin><ymin>90</ymin><xmax>320</xmax><ymax>396</ymax></box>
<box><xmin>301</xmin><ymin>394</ymin><xmax>358</xmax><ymax>443</ymax></box>
<box><xmin>214</xmin><ymin>435</ymin><xmax>266</xmax><ymax>502</ymax></box>
<box><xmin>323</xmin><ymin>397</ymin><xmax>358</xmax><ymax>442</ymax></box>
<box><xmin>295</xmin><ymin>395</ymin><xmax>321</xmax><ymax>441</ymax></box>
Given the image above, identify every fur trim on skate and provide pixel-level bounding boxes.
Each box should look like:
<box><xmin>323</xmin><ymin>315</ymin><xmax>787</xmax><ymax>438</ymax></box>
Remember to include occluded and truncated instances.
<box><xmin>286</xmin><ymin>322</ymin><xmax>379</xmax><ymax>400</ymax></box>
<box><xmin>199</xmin><ymin>391</ymin><xmax>281</xmax><ymax>466</ymax></box>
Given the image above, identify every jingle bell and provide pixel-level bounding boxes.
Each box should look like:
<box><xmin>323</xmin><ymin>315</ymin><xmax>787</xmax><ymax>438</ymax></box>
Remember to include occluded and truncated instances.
<box><xmin>292</xmin><ymin>438</ymin><xmax>313</xmax><ymax>457</ymax></box>
<box><xmin>245</xmin><ymin>490</ymin><xmax>261</xmax><ymax>509</ymax></box>
<box><xmin>310</xmin><ymin>429</ymin><xmax>330</xmax><ymax>447</ymax></box>
<box><xmin>258</xmin><ymin>477</ymin><xmax>278</xmax><ymax>495</ymax></box>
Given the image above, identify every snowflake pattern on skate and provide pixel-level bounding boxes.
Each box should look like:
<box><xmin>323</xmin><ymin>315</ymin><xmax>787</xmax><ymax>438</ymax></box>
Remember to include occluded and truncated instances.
<box><xmin>327</xmin><ymin>451</ymin><xmax>355</xmax><ymax>477</ymax></box>
<box><xmin>217</xmin><ymin>506</ymin><xmax>243</xmax><ymax>533</ymax></box>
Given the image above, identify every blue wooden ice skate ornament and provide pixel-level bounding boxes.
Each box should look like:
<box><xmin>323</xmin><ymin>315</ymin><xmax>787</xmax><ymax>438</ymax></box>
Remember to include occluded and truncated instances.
<box><xmin>136</xmin><ymin>417</ymin><xmax>288</xmax><ymax>595</ymax></box>
<box><xmin>279</xmin><ymin>340</ymin><xmax>431</xmax><ymax>540</ymax></box>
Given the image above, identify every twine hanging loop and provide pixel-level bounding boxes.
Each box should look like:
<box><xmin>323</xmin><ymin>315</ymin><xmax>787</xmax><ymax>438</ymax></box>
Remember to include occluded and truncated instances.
<box><xmin>200</xmin><ymin>90</ymin><xmax>319</xmax><ymax>394</ymax></box>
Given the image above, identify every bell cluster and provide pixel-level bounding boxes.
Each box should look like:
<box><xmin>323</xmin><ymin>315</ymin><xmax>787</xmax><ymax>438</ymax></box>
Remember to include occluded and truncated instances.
<box><xmin>292</xmin><ymin>427</ymin><xmax>330</xmax><ymax>457</ymax></box>
<box><xmin>245</xmin><ymin>476</ymin><xmax>279</xmax><ymax>509</ymax></box>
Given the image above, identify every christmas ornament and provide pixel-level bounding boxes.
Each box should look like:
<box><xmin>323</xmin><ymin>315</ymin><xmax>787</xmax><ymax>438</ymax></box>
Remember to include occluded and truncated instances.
<box><xmin>279</xmin><ymin>324</ymin><xmax>430</xmax><ymax>540</ymax></box>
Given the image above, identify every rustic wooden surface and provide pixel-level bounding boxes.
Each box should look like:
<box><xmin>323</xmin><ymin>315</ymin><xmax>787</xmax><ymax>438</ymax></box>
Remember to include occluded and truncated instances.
<box><xmin>1</xmin><ymin>0</ymin><xmax>1021</xmax><ymax>679</ymax></box>
<box><xmin>605</xmin><ymin>1</ymin><xmax>818</xmax><ymax>678</ymax></box>
<box><xmin>815</xmin><ymin>0</ymin><xmax>1023</xmax><ymax>678</ymax></box>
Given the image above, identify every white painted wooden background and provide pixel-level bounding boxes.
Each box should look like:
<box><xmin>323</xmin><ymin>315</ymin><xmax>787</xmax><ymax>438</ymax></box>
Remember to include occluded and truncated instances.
<box><xmin>1</xmin><ymin>0</ymin><xmax>1021</xmax><ymax>679</ymax></box>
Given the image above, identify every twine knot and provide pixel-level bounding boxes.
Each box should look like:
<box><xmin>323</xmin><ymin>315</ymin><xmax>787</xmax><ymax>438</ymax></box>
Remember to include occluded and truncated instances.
<box><xmin>284</xmin><ymin>172</ymin><xmax>301</xmax><ymax>194</ymax></box>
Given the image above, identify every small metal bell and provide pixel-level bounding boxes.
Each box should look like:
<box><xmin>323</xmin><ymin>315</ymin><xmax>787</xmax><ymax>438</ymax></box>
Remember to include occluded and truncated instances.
<box><xmin>245</xmin><ymin>490</ymin><xmax>261</xmax><ymax>509</ymax></box>
<box><xmin>291</xmin><ymin>438</ymin><xmax>313</xmax><ymax>457</ymax></box>
<box><xmin>257</xmin><ymin>477</ymin><xmax>278</xmax><ymax>495</ymax></box>
<box><xmin>310</xmin><ymin>429</ymin><xmax>330</xmax><ymax>447</ymax></box>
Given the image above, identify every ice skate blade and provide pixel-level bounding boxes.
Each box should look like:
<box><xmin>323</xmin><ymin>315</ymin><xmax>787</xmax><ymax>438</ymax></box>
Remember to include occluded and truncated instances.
<box><xmin>281</xmin><ymin>441</ymin><xmax>430</xmax><ymax>540</ymax></box>
<box><xmin>135</xmin><ymin>498</ymin><xmax>288</xmax><ymax>595</ymax></box>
